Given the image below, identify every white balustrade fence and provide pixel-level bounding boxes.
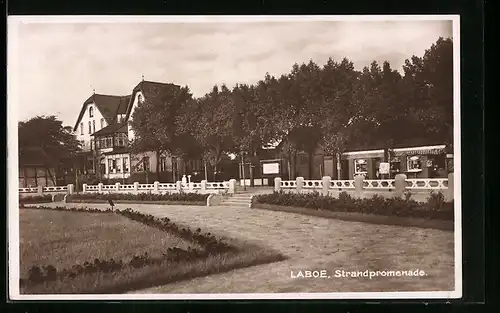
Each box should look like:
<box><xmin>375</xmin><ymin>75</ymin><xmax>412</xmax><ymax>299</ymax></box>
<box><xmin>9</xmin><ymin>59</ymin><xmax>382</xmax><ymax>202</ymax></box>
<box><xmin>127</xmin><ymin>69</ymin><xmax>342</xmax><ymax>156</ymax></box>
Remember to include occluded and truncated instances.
<box><xmin>19</xmin><ymin>184</ymin><xmax>74</xmax><ymax>197</ymax></box>
<box><xmin>81</xmin><ymin>179</ymin><xmax>235</xmax><ymax>195</ymax></box>
<box><xmin>274</xmin><ymin>173</ymin><xmax>454</xmax><ymax>202</ymax></box>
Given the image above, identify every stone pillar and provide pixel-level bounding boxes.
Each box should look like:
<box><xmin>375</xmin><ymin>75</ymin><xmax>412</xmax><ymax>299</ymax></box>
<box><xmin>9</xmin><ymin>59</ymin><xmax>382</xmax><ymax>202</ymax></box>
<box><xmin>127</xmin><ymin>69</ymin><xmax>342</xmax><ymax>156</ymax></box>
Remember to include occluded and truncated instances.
<box><xmin>188</xmin><ymin>182</ymin><xmax>194</xmax><ymax>191</ymax></box>
<box><xmin>296</xmin><ymin>177</ymin><xmax>304</xmax><ymax>193</ymax></box>
<box><xmin>154</xmin><ymin>181</ymin><xmax>159</xmax><ymax>193</ymax></box>
<box><xmin>115</xmin><ymin>182</ymin><xmax>120</xmax><ymax>192</ymax></box>
<box><xmin>37</xmin><ymin>185</ymin><xmax>43</xmax><ymax>195</ymax></box>
<box><xmin>228</xmin><ymin>179</ymin><xmax>236</xmax><ymax>194</ymax></box>
<box><xmin>445</xmin><ymin>172</ymin><xmax>454</xmax><ymax>202</ymax></box>
<box><xmin>133</xmin><ymin>182</ymin><xmax>139</xmax><ymax>193</ymax></box>
<box><xmin>354</xmin><ymin>174</ymin><xmax>365</xmax><ymax>199</ymax></box>
<box><xmin>68</xmin><ymin>184</ymin><xmax>74</xmax><ymax>195</ymax></box>
<box><xmin>187</xmin><ymin>175</ymin><xmax>192</xmax><ymax>183</ymax></box>
<box><xmin>394</xmin><ymin>173</ymin><xmax>407</xmax><ymax>199</ymax></box>
<box><xmin>82</xmin><ymin>183</ymin><xmax>87</xmax><ymax>193</ymax></box>
<box><xmin>322</xmin><ymin>176</ymin><xmax>331</xmax><ymax>196</ymax></box>
<box><xmin>98</xmin><ymin>183</ymin><xmax>103</xmax><ymax>192</ymax></box>
<box><xmin>201</xmin><ymin>180</ymin><xmax>207</xmax><ymax>192</ymax></box>
<box><xmin>176</xmin><ymin>181</ymin><xmax>182</xmax><ymax>192</ymax></box>
<box><xmin>274</xmin><ymin>177</ymin><xmax>282</xmax><ymax>192</ymax></box>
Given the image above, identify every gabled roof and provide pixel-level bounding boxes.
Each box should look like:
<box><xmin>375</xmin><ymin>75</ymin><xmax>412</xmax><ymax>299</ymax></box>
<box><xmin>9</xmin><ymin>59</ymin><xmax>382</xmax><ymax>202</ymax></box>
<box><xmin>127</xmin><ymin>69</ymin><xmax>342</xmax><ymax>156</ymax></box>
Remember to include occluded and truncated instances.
<box><xmin>19</xmin><ymin>147</ymin><xmax>55</xmax><ymax>167</ymax></box>
<box><xmin>73</xmin><ymin>94</ymin><xmax>131</xmax><ymax>131</ymax></box>
<box><xmin>124</xmin><ymin>80</ymin><xmax>181</xmax><ymax>121</ymax></box>
<box><xmin>91</xmin><ymin>123</ymin><xmax>128</xmax><ymax>137</ymax></box>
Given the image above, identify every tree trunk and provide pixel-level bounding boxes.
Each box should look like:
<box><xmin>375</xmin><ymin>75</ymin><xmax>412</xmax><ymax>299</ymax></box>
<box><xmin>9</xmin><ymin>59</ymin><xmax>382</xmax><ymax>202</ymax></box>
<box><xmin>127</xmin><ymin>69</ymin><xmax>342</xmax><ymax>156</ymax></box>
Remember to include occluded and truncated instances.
<box><xmin>308</xmin><ymin>150</ymin><xmax>314</xmax><ymax>179</ymax></box>
<box><xmin>156</xmin><ymin>150</ymin><xmax>161</xmax><ymax>181</ymax></box>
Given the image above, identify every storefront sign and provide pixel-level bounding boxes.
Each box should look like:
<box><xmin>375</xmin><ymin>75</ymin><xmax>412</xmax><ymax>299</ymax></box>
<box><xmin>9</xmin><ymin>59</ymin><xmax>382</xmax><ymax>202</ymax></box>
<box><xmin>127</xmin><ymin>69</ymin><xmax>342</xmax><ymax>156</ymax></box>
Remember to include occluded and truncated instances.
<box><xmin>263</xmin><ymin>162</ymin><xmax>280</xmax><ymax>174</ymax></box>
<box><xmin>379</xmin><ymin>162</ymin><xmax>390</xmax><ymax>174</ymax></box>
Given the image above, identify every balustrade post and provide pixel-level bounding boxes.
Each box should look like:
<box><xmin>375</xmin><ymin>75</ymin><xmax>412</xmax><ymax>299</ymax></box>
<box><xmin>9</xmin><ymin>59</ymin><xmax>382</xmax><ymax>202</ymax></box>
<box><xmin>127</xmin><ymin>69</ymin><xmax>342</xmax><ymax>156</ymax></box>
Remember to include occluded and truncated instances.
<box><xmin>228</xmin><ymin>179</ymin><xmax>236</xmax><ymax>194</ymax></box>
<box><xmin>274</xmin><ymin>177</ymin><xmax>282</xmax><ymax>192</ymax></box>
<box><xmin>322</xmin><ymin>176</ymin><xmax>331</xmax><ymax>196</ymax></box>
<box><xmin>445</xmin><ymin>172</ymin><xmax>454</xmax><ymax>202</ymax></box>
<box><xmin>394</xmin><ymin>174</ymin><xmax>407</xmax><ymax>199</ymax></box>
<box><xmin>68</xmin><ymin>184</ymin><xmax>74</xmax><ymax>195</ymax></box>
<box><xmin>189</xmin><ymin>182</ymin><xmax>194</xmax><ymax>191</ymax></box>
<box><xmin>354</xmin><ymin>175</ymin><xmax>365</xmax><ymax>199</ymax></box>
<box><xmin>37</xmin><ymin>185</ymin><xmax>43</xmax><ymax>195</ymax></box>
<box><xmin>154</xmin><ymin>181</ymin><xmax>160</xmax><ymax>194</ymax></box>
<box><xmin>82</xmin><ymin>183</ymin><xmax>87</xmax><ymax>193</ymax></box>
<box><xmin>176</xmin><ymin>181</ymin><xmax>182</xmax><ymax>192</ymax></box>
<box><xmin>296</xmin><ymin>177</ymin><xmax>304</xmax><ymax>193</ymax></box>
<box><xmin>115</xmin><ymin>182</ymin><xmax>120</xmax><ymax>192</ymax></box>
<box><xmin>98</xmin><ymin>183</ymin><xmax>103</xmax><ymax>193</ymax></box>
<box><xmin>201</xmin><ymin>180</ymin><xmax>207</xmax><ymax>192</ymax></box>
<box><xmin>133</xmin><ymin>182</ymin><xmax>139</xmax><ymax>194</ymax></box>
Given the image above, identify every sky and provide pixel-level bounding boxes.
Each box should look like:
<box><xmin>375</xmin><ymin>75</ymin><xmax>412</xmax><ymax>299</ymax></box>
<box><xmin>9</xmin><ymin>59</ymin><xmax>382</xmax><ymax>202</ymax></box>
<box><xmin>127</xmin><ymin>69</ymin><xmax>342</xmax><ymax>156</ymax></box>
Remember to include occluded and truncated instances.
<box><xmin>9</xmin><ymin>17</ymin><xmax>453</xmax><ymax>127</ymax></box>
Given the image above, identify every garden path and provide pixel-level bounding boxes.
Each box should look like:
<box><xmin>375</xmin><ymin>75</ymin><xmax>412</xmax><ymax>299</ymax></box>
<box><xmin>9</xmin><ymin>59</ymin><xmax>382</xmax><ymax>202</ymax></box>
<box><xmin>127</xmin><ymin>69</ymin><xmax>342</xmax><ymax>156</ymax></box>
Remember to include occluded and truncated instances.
<box><xmin>26</xmin><ymin>202</ymin><xmax>455</xmax><ymax>295</ymax></box>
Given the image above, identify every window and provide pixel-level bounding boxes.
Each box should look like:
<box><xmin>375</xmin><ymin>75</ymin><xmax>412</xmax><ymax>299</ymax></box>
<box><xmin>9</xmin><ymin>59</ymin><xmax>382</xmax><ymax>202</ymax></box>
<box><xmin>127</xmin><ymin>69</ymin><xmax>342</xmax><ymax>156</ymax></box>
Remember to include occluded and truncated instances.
<box><xmin>92</xmin><ymin>120</ymin><xmax>95</xmax><ymax>133</ymax></box>
<box><xmin>88</xmin><ymin>121</ymin><xmax>91</xmax><ymax>134</ymax></box>
<box><xmin>160</xmin><ymin>157</ymin><xmax>167</xmax><ymax>172</ymax></box>
<box><xmin>80</xmin><ymin>123</ymin><xmax>84</xmax><ymax>135</ymax></box>
<box><xmin>116</xmin><ymin>158</ymin><xmax>122</xmax><ymax>173</ymax></box>
<box><xmin>89</xmin><ymin>106</ymin><xmax>94</xmax><ymax>117</ymax></box>
<box><xmin>390</xmin><ymin>157</ymin><xmax>401</xmax><ymax>173</ymax></box>
<box><xmin>90</xmin><ymin>139</ymin><xmax>94</xmax><ymax>150</ymax></box>
<box><xmin>100</xmin><ymin>118</ymin><xmax>104</xmax><ymax>129</ymax></box>
<box><xmin>143</xmin><ymin>156</ymin><xmax>150</xmax><ymax>172</ymax></box>
<box><xmin>407</xmin><ymin>156</ymin><xmax>422</xmax><ymax>172</ymax></box>
<box><xmin>108</xmin><ymin>159</ymin><xmax>113</xmax><ymax>173</ymax></box>
<box><xmin>354</xmin><ymin>159</ymin><xmax>368</xmax><ymax>174</ymax></box>
<box><xmin>123</xmin><ymin>157</ymin><xmax>129</xmax><ymax>173</ymax></box>
<box><xmin>137</xmin><ymin>94</ymin><xmax>143</xmax><ymax>103</ymax></box>
<box><xmin>107</xmin><ymin>137</ymin><xmax>112</xmax><ymax>147</ymax></box>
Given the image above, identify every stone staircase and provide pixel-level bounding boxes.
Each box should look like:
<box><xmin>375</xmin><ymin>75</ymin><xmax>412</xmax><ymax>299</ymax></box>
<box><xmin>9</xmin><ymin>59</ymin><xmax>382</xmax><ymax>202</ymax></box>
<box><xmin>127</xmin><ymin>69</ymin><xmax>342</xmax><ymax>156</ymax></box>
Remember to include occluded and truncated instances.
<box><xmin>219</xmin><ymin>187</ymin><xmax>274</xmax><ymax>208</ymax></box>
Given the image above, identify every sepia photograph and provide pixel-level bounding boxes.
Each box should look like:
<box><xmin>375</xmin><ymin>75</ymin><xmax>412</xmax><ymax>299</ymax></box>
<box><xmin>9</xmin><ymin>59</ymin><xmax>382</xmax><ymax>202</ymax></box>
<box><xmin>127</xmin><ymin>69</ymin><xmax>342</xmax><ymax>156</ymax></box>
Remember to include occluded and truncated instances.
<box><xmin>8</xmin><ymin>15</ymin><xmax>461</xmax><ymax>300</ymax></box>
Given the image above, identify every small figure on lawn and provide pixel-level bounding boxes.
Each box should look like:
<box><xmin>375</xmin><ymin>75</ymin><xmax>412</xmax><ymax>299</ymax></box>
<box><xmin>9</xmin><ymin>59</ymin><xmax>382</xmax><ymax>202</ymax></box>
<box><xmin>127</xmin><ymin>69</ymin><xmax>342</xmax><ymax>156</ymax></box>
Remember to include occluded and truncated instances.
<box><xmin>108</xmin><ymin>199</ymin><xmax>115</xmax><ymax>211</ymax></box>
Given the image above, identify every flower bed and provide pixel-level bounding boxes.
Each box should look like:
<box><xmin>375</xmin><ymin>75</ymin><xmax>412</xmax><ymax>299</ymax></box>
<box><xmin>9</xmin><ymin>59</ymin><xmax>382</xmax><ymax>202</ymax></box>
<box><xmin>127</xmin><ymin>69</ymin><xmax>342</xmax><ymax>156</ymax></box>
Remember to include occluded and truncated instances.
<box><xmin>19</xmin><ymin>194</ymin><xmax>53</xmax><ymax>205</ymax></box>
<box><xmin>254</xmin><ymin>191</ymin><xmax>453</xmax><ymax>221</ymax></box>
<box><xmin>19</xmin><ymin>206</ymin><xmax>285</xmax><ymax>293</ymax></box>
<box><xmin>67</xmin><ymin>192</ymin><xmax>209</xmax><ymax>205</ymax></box>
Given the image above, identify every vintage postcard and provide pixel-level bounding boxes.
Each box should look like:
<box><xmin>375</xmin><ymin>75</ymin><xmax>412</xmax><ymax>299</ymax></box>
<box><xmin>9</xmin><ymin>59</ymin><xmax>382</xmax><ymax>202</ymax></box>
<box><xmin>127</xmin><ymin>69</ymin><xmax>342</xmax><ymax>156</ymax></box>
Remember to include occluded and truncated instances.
<box><xmin>8</xmin><ymin>15</ymin><xmax>461</xmax><ymax>300</ymax></box>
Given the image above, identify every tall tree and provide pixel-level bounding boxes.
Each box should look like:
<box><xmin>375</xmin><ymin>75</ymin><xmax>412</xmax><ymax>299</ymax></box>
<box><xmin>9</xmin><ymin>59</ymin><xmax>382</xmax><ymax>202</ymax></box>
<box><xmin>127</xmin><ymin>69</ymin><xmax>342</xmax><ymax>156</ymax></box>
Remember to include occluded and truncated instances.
<box><xmin>18</xmin><ymin>115</ymin><xmax>81</xmax><ymax>184</ymax></box>
<box><xmin>177</xmin><ymin>85</ymin><xmax>236</xmax><ymax>180</ymax></box>
<box><xmin>402</xmin><ymin>37</ymin><xmax>454</xmax><ymax>145</ymax></box>
<box><xmin>18</xmin><ymin>115</ymin><xmax>81</xmax><ymax>158</ymax></box>
<box><xmin>129</xmin><ymin>85</ymin><xmax>193</xmax><ymax>180</ymax></box>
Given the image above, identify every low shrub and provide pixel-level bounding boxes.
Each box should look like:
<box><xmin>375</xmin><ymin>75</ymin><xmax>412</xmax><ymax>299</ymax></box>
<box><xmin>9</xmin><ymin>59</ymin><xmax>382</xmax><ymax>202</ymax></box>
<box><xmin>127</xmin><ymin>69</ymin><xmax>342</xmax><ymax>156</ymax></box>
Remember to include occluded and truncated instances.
<box><xmin>254</xmin><ymin>191</ymin><xmax>454</xmax><ymax>221</ymax></box>
<box><xmin>20</xmin><ymin>205</ymin><xmax>238</xmax><ymax>288</ymax></box>
<box><xmin>19</xmin><ymin>194</ymin><xmax>53</xmax><ymax>204</ymax></box>
<box><xmin>69</xmin><ymin>192</ymin><xmax>209</xmax><ymax>202</ymax></box>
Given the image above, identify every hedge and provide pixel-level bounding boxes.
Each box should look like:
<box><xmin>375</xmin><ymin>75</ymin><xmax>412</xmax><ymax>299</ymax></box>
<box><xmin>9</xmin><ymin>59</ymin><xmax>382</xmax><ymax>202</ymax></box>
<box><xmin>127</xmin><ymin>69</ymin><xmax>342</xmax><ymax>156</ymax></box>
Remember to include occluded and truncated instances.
<box><xmin>254</xmin><ymin>191</ymin><xmax>453</xmax><ymax>221</ymax></box>
<box><xmin>68</xmin><ymin>192</ymin><xmax>209</xmax><ymax>202</ymax></box>
<box><xmin>19</xmin><ymin>194</ymin><xmax>53</xmax><ymax>204</ymax></box>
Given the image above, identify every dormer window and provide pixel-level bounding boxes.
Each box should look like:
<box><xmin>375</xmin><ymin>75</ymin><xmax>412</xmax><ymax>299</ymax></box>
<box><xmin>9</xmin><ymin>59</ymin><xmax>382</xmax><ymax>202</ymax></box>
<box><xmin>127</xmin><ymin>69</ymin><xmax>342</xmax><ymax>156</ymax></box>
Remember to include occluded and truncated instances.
<box><xmin>89</xmin><ymin>106</ymin><xmax>94</xmax><ymax>118</ymax></box>
<box><xmin>137</xmin><ymin>94</ymin><xmax>143</xmax><ymax>103</ymax></box>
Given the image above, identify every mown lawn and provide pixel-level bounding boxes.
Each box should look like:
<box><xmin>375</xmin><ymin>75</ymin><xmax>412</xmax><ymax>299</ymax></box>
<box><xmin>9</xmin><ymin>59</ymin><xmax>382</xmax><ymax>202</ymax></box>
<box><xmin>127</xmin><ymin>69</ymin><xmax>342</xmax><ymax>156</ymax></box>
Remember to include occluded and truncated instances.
<box><xmin>19</xmin><ymin>208</ymin><xmax>285</xmax><ymax>294</ymax></box>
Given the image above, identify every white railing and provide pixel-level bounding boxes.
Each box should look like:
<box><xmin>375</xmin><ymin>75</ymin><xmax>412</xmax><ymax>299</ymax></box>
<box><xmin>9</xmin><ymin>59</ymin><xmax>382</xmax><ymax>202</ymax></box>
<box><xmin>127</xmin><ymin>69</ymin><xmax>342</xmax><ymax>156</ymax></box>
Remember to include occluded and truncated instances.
<box><xmin>206</xmin><ymin>181</ymin><xmax>229</xmax><ymax>189</ymax></box>
<box><xmin>82</xmin><ymin>180</ymin><xmax>233</xmax><ymax>194</ymax></box>
<box><xmin>281</xmin><ymin>180</ymin><xmax>297</xmax><ymax>188</ymax></box>
<box><xmin>43</xmin><ymin>186</ymin><xmax>68</xmax><ymax>192</ymax></box>
<box><xmin>363</xmin><ymin>179</ymin><xmax>396</xmax><ymax>189</ymax></box>
<box><xmin>329</xmin><ymin>180</ymin><xmax>356</xmax><ymax>189</ymax></box>
<box><xmin>159</xmin><ymin>183</ymin><xmax>176</xmax><ymax>190</ymax></box>
<box><xmin>303</xmin><ymin>180</ymin><xmax>323</xmax><ymax>188</ymax></box>
<box><xmin>405</xmin><ymin>179</ymin><xmax>448</xmax><ymax>190</ymax></box>
<box><xmin>19</xmin><ymin>187</ymin><xmax>38</xmax><ymax>193</ymax></box>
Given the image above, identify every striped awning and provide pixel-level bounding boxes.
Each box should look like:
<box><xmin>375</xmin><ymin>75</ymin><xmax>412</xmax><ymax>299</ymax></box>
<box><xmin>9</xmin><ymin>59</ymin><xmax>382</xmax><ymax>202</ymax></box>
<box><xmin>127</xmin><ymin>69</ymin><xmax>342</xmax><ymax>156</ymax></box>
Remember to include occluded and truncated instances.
<box><xmin>393</xmin><ymin>146</ymin><xmax>446</xmax><ymax>157</ymax></box>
